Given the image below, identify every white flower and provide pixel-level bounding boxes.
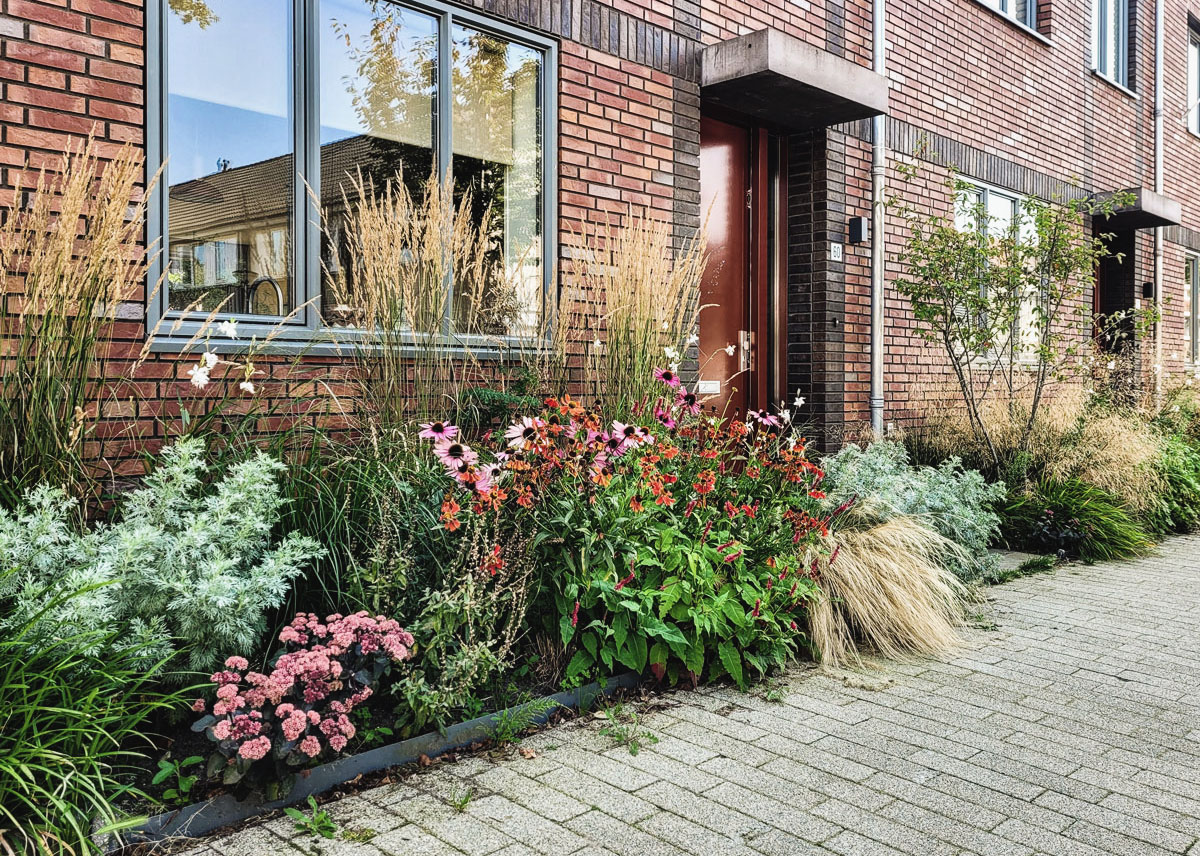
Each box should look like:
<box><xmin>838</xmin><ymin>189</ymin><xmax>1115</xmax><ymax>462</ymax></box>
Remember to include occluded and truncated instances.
<box><xmin>669</xmin><ymin>361</ymin><xmax>680</xmax><ymax>374</ymax></box>
<box><xmin>239</xmin><ymin>380</ymin><xmax>257</xmax><ymax>395</ymax></box>
<box><xmin>724</xmin><ymin>343</ymin><xmax>736</xmax><ymax>356</ymax></box>
<box><xmin>661</xmin><ymin>320</ymin><xmax>669</xmax><ymax>331</ymax></box>
<box><xmin>793</xmin><ymin>393</ymin><xmax>806</xmax><ymax>407</ymax></box>
<box><xmin>686</xmin><ymin>334</ymin><xmax>699</xmax><ymax>346</ymax></box>
<box><xmin>1106</xmin><ymin>360</ymin><xmax>1116</xmax><ymax>370</ymax></box>
<box><xmin>593</xmin><ymin>339</ymin><xmax>602</xmax><ymax>348</ymax></box>
<box><xmin>664</xmin><ymin>345</ymin><xmax>680</xmax><ymax>361</ymax></box>
<box><xmin>780</xmin><ymin>409</ymin><xmax>792</xmax><ymax>422</ymax></box>
<box><xmin>187</xmin><ymin>364</ymin><xmax>211</xmax><ymax>388</ymax></box>
<box><xmin>218</xmin><ymin>319</ymin><xmax>239</xmax><ymax>339</ymax></box>
<box><xmin>202</xmin><ymin>351</ymin><xmax>219</xmax><ymax>370</ymax></box>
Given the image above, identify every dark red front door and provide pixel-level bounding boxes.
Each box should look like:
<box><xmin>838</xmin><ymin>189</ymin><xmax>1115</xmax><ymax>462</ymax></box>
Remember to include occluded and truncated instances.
<box><xmin>699</xmin><ymin>115</ymin><xmax>785</xmax><ymax>418</ymax></box>
<box><xmin>699</xmin><ymin>115</ymin><xmax>752</xmax><ymax>417</ymax></box>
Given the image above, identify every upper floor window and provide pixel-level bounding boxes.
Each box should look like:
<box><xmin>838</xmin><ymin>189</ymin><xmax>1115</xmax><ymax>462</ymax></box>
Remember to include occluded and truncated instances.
<box><xmin>1188</xmin><ymin>23</ymin><xmax>1200</xmax><ymax>135</ymax></box>
<box><xmin>150</xmin><ymin>0</ymin><xmax>555</xmax><ymax>342</ymax></box>
<box><xmin>1092</xmin><ymin>0</ymin><xmax>1130</xmax><ymax>87</ymax></box>
<box><xmin>979</xmin><ymin>0</ymin><xmax>1036</xmax><ymax>30</ymax></box>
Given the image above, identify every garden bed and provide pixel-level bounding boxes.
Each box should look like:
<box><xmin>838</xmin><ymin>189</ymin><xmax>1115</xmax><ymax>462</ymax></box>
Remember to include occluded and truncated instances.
<box><xmin>110</xmin><ymin>673</ymin><xmax>639</xmax><ymax>851</ymax></box>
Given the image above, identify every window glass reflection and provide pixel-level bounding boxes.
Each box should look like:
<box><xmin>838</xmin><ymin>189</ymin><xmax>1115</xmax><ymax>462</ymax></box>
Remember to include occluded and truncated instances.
<box><xmin>452</xmin><ymin>25</ymin><xmax>543</xmax><ymax>337</ymax></box>
<box><xmin>166</xmin><ymin>0</ymin><xmax>294</xmax><ymax>316</ymax></box>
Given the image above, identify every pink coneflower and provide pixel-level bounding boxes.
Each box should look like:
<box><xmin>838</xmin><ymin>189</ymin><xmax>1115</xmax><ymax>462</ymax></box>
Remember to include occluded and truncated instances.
<box><xmin>418</xmin><ymin>421</ymin><xmax>459</xmax><ymax>441</ymax></box>
<box><xmin>434</xmin><ymin>439</ymin><xmax>478</xmax><ymax>470</ymax></box>
<box><xmin>654</xmin><ymin>367</ymin><xmax>681</xmax><ymax>388</ymax></box>
<box><xmin>602</xmin><ymin>432</ymin><xmax>630</xmax><ymax>457</ymax></box>
<box><xmin>675</xmin><ymin>388</ymin><xmax>701</xmax><ymax>415</ymax></box>
<box><xmin>653</xmin><ymin>404</ymin><xmax>677</xmax><ymax>430</ymax></box>
<box><xmin>747</xmin><ymin>408</ymin><xmax>782</xmax><ymax>428</ymax></box>
<box><xmin>504</xmin><ymin>416</ymin><xmax>544</xmax><ymax>450</ymax></box>
<box><xmin>611</xmin><ymin>421</ymin><xmax>641</xmax><ymax>445</ymax></box>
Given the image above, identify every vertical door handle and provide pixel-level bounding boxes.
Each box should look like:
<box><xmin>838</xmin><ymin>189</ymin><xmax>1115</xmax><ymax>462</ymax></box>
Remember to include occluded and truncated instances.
<box><xmin>739</xmin><ymin>329</ymin><xmax>752</xmax><ymax>373</ymax></box>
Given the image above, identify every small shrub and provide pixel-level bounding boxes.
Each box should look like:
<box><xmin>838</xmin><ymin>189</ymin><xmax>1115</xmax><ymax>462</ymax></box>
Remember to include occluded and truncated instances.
<box><xmin>822</xmin><ymin>441</ymin><xmax>1005</xmax><ymax>581</ymax></box>
<box><xmin>1001</xmin><ymin>477</ymin><xmax>1153</xmax><ymax>562</ymax></box>
<box><xmin>192</xmin><ymin>612</ymin><xmax>414</xmax><ymax>799</ymax></box>
<box><xmin>286</xmin><ymin>796</ymin><xmax>337</xmax><ymax>840</ymax></box>
<box><xmin>0</xmin><ymin>439</ymin><xmax>323</xmax><ymax>673</ymax></box>
<box><xmin>805</xmin><ymin>516</ymin><xmax>968</xmax><ymax>667</ymax></box>
<box><xmin>1144</xmin><ymin>435</ymin><xmax>1200</xmax><ymax>535</ymax></box>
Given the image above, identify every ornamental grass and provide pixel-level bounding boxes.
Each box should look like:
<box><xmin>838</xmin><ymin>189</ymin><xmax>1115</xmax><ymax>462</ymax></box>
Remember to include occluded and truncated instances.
<box><xmin>0</xmin><ymin>138</ymin><xmax>156</xmax><ymax>508</ymax></box>
<box><xmin>807</xmin><ymin>516</ymin><xmax>968</xmax><ymax>668</ymax></box>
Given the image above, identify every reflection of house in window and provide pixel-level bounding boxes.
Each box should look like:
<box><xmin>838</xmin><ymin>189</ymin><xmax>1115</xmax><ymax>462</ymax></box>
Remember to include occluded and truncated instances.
<box><xmin>167</xmin><ymin>154</ymin><xmax>293</xmax><ymax>316</ymax></box>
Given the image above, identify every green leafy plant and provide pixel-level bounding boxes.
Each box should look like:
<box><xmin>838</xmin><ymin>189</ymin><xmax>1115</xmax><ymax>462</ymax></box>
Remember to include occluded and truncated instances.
<box><xmin>285</xmin><ymin>796</ymin><xmax>337</xmax><ymax>840</ymax></box>
<box><xmin>0</xmin><ymin>439</ymin><xmax>323</xmax><ymax>673</ymax></box>
<box><xmin>491</xmin><ymin>698</ymin><xmax>560</xmax><ymax>747</ymax></box>
<box><xmin>823</xmin><ymin>440</ymin><xmax>1005</xmax><ymax>581</ymax></box>
<box><xmin>342</xmin><ymin>827</ymin><xmax>378</xmax><ymax>843</ymax></box>
<box><xmin>1145</xmin><ymin>434</ymin><xmax>1200</xmax><ymax>535</ymax></box>
<box><xmin>449</xmin><ymin>788</ymin><xmax>474</xmax><ymax>813</ymax></box>
<box><xmin>152</xmin><ymin>755</ymin><xmax>204</xmax><ymax>806</ymax></box>
<box><xmin>1001</xmin><ymin>477</ymin><xmax>1153</xmax><ymax>562</ymax></box>
<box><xmin>599</xmin><ymin>703</ymin><xmax>658</xmax><ymax>756</ymax></box>
<box><xmin>0</xmin><ymin>578</ymin><xmax>183</xmax><ymax>856</ymax></box>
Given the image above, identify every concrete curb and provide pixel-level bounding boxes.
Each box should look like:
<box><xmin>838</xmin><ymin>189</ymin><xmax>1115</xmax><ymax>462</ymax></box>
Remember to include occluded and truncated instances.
<box><xmin>111</xmin><ymin>672</ymin><xmax>640</xmax><ymax>849</ymax></box>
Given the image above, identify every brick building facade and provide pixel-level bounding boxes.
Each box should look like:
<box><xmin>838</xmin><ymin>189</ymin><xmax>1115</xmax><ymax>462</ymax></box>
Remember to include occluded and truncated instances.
<box><xmin>1</xmin><ymin>0</ymin><xmax>1198</xmax><ymax>454</ymax></box>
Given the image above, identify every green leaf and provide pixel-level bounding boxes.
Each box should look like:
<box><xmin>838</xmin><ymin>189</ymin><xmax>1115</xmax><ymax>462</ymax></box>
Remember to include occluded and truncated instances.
<box><xmin>559</xmin><ymin>612</ymin><xmax>576</xmax><ymax>647</ymax></box>
<box><xmin>649</xmin><ymin>641</ymin><xmax>669</xmax><ymax>667</ymax></box>
<box><xmin>718</xmin><ymin>641</ymin><xmax>744</xmax><ymax>689</ymax></box>
<box><xmin>617</xmin><ymin>633</ymin><xmax>648</xmax><ymax>673</ymax></box>
<box><xmin>613</xmin><ymin>614</ymin><xmax>628</xmax><ymax>652</ymax></box>
<box><xmin>582</xmin><ymin>632</ymin><xmax>599</xmax><ymax>658</ymax></box>
<box><xmin>565</xmin><ymin>649</ymin><xmax>594</xmax><ymax>679</ymax></box>
<box><xmin>151</xmin><ymin>762</ymin><xmax>173</xmax><ymax>786</ymax></box>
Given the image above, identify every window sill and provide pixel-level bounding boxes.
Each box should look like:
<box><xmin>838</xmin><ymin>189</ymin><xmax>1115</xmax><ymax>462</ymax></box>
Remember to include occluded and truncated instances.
<box><xmin>966</xmin><ymin>0</ymin><xmax>1052</xmax><ymax>46</ymax></box>
<box><xmin>146</xmin><ymin>330</ymin><xmax>550</xmax><ymax>361</ymax></box>
<box><xmin>1091</xmin><ymin>69</ymin><xmax>1138</xmax><ymax>100</ymax></box>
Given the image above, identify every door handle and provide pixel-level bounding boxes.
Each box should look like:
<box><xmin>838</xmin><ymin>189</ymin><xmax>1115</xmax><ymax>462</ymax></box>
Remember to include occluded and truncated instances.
<box><xmin>739</xmin><ymin>329</ymin><xmax>751</xmax><ymax>373</ymax></box>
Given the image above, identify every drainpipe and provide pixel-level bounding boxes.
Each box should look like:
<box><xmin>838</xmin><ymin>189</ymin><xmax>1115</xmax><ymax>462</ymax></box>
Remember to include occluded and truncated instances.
<box><xmin>869</xmin><ymin>0</ymin><xmax>887</xmax><ymax>437</ymax></box>
<box><xmin>1153</xmin><ymin>0</ymin><xmax>1165</xmax><ymax>406</ymax></box>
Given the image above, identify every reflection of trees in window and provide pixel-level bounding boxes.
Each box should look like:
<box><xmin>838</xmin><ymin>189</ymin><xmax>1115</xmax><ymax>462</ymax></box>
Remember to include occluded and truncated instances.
<box><xmin>452</xmin><ymin>28</ymin><xmax>542</xmax><ymax>335</ymax></box>
<box><xmin>169</xmin><ymin>0</ymin><xmax>218</xmax><ymax>27</ymax></box>
<box><xmin>330</xmin><ymin>1</ymin><xmax>436</xmax><ymax>199</ymax></box>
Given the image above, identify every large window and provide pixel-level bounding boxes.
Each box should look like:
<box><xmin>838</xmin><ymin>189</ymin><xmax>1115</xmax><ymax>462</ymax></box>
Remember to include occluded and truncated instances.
<box><xmin>1188</xmin><ymin>23</ymin><xmax>1200</xmax><ymax>136</ymax></box>
<box><xmin>149</xmin><ymin>0</ymin><xmax>555</xmax><ymax>342</ymax></box>
<box><xmin>1092</xmin><ymin>0</ymin><xmax>1130</xmax><ymax>87</ymax></box>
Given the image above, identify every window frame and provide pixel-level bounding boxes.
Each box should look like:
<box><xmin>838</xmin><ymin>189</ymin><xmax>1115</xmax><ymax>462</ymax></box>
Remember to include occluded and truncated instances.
<box><xmin>978</xmin><ymin>0</ymin><xmax>1037</xmax><ymax>32</ymax></box>
<box><xmin>953</xmin><ymin>177</ymin><xmax>1041</xmax><ymax>359</ymax></box>
<box><xmin>146</xmin><ymin>0</ymin><xmax>559</xmax><ymax>350</ymax></box>
<box><xmin>1188</xmin><ymin>21</ymin><xmax>1200</xmax><ymax>137</ymax></box>
<box><xmin>1186</xmin><ymin>253</ymin><xmax>1200</xmax><ymax>364</ymax></box>
<box><xmin>1092</xmin><ymin>0</ymin><xmax>1130</xmax><ymax>88</ymax></box>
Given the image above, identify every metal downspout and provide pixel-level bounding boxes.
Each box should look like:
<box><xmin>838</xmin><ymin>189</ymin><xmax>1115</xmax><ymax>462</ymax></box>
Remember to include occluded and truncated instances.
<box><xmin>1154</xmin><ymin>0</ymin><xmax>1165</xmax><ymax>406</ymax></box>
<box><xmin>869</xmin><ymin>0</ymin><xmax>887</xmax><ymax>436</ymax></box>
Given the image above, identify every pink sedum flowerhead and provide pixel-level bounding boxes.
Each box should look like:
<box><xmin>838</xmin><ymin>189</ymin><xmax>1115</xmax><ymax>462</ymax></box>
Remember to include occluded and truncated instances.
<box><xmin>298</xmin><ymin>736</ymin><xmax>322</xmax><ymax>758</ymax></box>
<box><xmin>224</xmin><ymin>656</ymin><xmax>249</xmax><ymax>670</ymax></box>
<box><xmin>238</xmin><ymin>736</ymin><xmax>272</xmax><ymax>761</ymax></box>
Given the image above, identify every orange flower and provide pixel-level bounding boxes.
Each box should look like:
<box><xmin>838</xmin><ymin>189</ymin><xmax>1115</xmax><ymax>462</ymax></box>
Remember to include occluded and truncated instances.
<box><xmin>655</xmin><ymin>492</ymin><xmax>675</xmax><ymax>507</ymax></box>
<box><xmin>440</xmin><ymin>497</ymin><xmax>462</xmax><ymax>531</ymax></box>
<box><xmin>630</xmin><ymin>495</ymin><xmax>645</xmax><ymax>512</ymax></box>
<box><xmin>482</xmin><ymin>544</ymin><xmax>505</xmax><ymax>576</ymax></box>
<box><xmin>516</xmin><ymin>486</ymin><xmax>535</xmax><ymax>508</ymax></box>
<box><xmin>693</xmin><ymin>469</ymin><xmax>716</xmax><ymax>495</ymax></box>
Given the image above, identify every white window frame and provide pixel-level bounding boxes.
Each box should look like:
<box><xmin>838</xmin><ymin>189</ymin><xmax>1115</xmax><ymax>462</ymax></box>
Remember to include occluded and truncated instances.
<box><xmin>1186</xmin><ymin>253</ymin><xmax>1200</xmax><ymax>364</ymax></box>
<box><xmin>979</xmin><ymin>0</ymin><xmax>1037</xmax><ymax>30</ymax></box>
<box><xmin>1188</xmin><ymin>23</ymin><xmax>1200</xmax><ymax>136</ymax></box>
<box><xmin>1093</xmin><ymin>0</ymin><xmax>1130</xmax><ymax>88</ymax></box>
<box><xmin>145</xmin><ymin>0</ymin><xmax>559</xmax><ymax>352</ymax></box>
<box><xmin>954</xmin><ymin>178</ymin><xmax>1040</xmax><ymax>359</ymax></box>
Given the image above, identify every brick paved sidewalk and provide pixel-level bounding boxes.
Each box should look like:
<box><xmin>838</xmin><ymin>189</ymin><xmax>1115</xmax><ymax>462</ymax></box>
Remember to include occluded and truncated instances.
<box><xmin>178</xmin><ymin>536</ymin><xmax>1200</xmax><ymax>856</ymax></box>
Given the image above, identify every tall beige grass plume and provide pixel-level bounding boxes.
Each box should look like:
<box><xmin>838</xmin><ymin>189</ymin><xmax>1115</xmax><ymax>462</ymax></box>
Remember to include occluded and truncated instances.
<box><xmin>807</xmin><ymin>516</ymin><xmax>969</xmax><ymax>669</ymax></box>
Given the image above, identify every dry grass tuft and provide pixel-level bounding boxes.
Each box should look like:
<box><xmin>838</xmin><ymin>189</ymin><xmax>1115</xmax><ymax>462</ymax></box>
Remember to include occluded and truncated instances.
<box><xmin>567</xmin><ymin>212</ymin><xmax>707</xmax><ymax>414</ymax></box>
<box><xmin>904</xmin><ymin>383</ymin><xmax>1163</xmax><ymax>511</ymax></box>
<box><xmin>0</xmin><ymin>137</ymin><xmax>155</xmax><ymax>504</ymax></box>
<box><xmin>807</xmin><ymin>517</ymin><xmax>969</xmax><ymax>668</ymax></box>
